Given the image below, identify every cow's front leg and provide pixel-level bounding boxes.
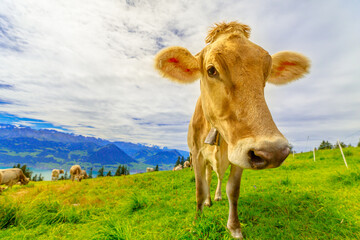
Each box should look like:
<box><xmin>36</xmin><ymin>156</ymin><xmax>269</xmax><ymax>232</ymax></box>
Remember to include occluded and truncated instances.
<box><xmin>193</xmin><ymin>155</ymin><xmax>208</xmax><ymax>215</ymax></box>
<box><xmin>204</xmin><ymin>164</ymin><xmax>212</xmax><ymax>206</ymax></box>
<box><xmin>226</xmin><ymin>164</ymin><xmax>244</xmax><ymax>239</ymax></box>
<box><xmin>214</xmin><ymin>163</ymin><xmax>228</xmax><ymax>201</ymax></box>
<box><xmin>214</xmin><ymin>176</ymin><xmax>222</xmax><ymax>201</ymax></box>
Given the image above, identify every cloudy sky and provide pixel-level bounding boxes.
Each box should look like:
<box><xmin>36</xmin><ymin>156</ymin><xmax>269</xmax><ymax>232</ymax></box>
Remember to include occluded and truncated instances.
<box><xmin>0</xmin><ymin>0</ymin><xmax>359</xmax><ymax>152</ymax></box>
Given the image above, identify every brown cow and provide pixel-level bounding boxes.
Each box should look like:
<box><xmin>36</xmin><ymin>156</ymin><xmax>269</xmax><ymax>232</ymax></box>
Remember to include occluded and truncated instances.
<box><xmin>80</xmin><ymin>170</ymin><xmax>88</xmax><ymax>180</ymax></box>
<box><xmin>155</xmin><ymin>21</ymin><xmax>310</xmax><ymax>239</ymax></box>
<box><xmin>183</xmin><ymin>161</ymin><xmax>191</xmax><ymax>168</ymax></box>
<box><xmin>51</xmin><ymin>169</ymin><xmax>64</xmax><ymax>181</ymax></box>
<box><xmin>70</xmin><ymin>165</ymin><xmax>83</xmax><ymax>182</ymax></box>
<box><xmin>0</xmin><ymin>168</ymin><xmax>30</xmax><ymax>188</ymax></box>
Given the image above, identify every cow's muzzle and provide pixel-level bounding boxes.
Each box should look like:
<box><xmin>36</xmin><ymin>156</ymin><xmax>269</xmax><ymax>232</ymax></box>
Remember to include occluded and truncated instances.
<box><xmin>248</xmin><ymin>146</ymin><xmax>289</xmax><ymax>169</ymax></box>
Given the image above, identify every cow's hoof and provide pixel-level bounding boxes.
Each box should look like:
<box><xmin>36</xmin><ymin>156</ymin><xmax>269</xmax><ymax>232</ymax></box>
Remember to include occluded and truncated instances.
<box><xmin>227</xmin><ymin>224</ymin><xmax>243</xmax><ymax>239</ymax></box>
<box><xmin>214</xmin><ymin>196</ymin><xmax>222</xmax><ymax>201</ymax></box>
<box><xmin>204</xmin><ymin>200</ymin><xmax>212</xmax><ymax>207</ymax></box>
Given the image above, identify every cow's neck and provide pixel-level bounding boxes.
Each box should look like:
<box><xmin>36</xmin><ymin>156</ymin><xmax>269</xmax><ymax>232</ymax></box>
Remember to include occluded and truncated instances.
<box><xmin>195</xmin><ymin>97</ymin><xmax>221</xmax><ymax>146</ymax></box>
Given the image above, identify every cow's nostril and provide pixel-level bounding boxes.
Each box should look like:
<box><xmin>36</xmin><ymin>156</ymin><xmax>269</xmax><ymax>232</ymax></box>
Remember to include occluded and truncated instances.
<box><xmin>248</xmin><ymin>150</ymin><xmax>268</xmax><ymax>169</ymax></box>
<box><xmin>253</xmin><ymin>150</ymin><xmax>274</xmax><ymax>162</ymax></box>
<box><xmin>279</xmin><ymin>147</ymin><xmax>290</xmax><ymax>163</ymax></box>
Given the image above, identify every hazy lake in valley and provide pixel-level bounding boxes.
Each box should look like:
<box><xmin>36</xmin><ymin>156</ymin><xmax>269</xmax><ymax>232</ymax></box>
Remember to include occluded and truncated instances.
<box><xmin>0</xmin><ymin>166</ymin><xmax>141</xmax><ymax>181</ymax></box>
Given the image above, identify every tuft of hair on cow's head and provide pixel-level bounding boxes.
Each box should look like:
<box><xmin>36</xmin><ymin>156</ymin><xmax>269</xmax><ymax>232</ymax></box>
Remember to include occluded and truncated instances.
<box><xmin>205</xmin><ymin>21</ymin><xmax>251</xmax><ymax>44</ymax></box>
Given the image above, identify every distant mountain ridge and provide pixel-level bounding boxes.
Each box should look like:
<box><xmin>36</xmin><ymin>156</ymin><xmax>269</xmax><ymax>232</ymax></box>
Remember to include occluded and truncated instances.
<box><xmin>87</xmin><ymin>144</ymin><xmax>136</xmax><ymax>165</ymax></box>
<box><xmin>0</xmin><ymin>124</ymin><xmax>189</xmax><ymax>171</ymax></box>
<box><xmin>0</xmin><ymin>124</ymin><xmax>109</xmax><ymax>146</ymax></box>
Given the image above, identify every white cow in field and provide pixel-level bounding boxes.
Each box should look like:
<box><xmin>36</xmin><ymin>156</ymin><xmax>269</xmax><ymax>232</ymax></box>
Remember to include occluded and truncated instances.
<box><xmin>172</xmin><ymin>164</ymin><xmax>183</xmax><ymax>171</ymax></box>
<box><xmin>183</xmin><ymin>161</ymin><xmax>191</xmax><ymax>168</ymax></box>
<box><xmin>80</xmin><ymin>170</ymin><xmax>88</xmax><ymax>180</ymax></box>
<box><xmin>146</xmin><ymin>167</ymin><xmax>154</xmax><ymax>172</ymax></box>
<box><xmin>0</xmin><ymin>168</ymin><xmax>30</xmax><ymax>188</ymax></box>
<box><xmin>51</xmin><ymin>169</ymin><xmax>64</xmax><ymax>181</ymax></box>
<box><xmin>70</xmin><ymin>165</ymin><xmax>83</xmax><ymax>182</ymax></box>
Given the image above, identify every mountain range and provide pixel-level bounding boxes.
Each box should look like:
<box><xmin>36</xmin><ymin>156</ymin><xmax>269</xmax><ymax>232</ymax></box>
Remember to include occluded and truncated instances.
<box><xmin>0</xmin><ymin>124</ymin><xmax>189</xmax><ymax>172</ymax></box>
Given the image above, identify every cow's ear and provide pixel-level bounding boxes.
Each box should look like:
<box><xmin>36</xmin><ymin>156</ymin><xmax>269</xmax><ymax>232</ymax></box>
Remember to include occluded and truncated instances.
<box><xmin>154</xmin><ymin>46</ymin><xmax>201</xmax><ymax>84</ymax></box>
<box><xmin>267</xmin><ymin>51</ymin><xmax>310</xmax><ymax>85</ymax></box>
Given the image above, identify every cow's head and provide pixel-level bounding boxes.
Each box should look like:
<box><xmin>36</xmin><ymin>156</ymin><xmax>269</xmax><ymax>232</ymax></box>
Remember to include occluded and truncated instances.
<box><xmin>155</xmin><ymin>22</ymin><xmax>310</xmax><ymax>170</ymax></box>
<box><xmin>22</xmin><ymin>177</ymin><xmax>30</xmax><ymax>185</ymax></box>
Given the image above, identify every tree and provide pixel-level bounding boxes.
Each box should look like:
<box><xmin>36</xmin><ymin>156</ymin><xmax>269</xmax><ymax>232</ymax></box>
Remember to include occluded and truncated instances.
<box><xmin>106</xmin><ymin>171</ymin><xmax>112</xmax><ymax>177</ymax></box>
<box><xmin>13</xmin><ymin>164</ymin><xmax>33</xmax><ymax>179</ymax></box>
<box><xmin>37</xmin><ymin>174</ymin><xmax>44</xmax><ymax>181</ymax></box>
<box><xmin>155</xmin><ymin>165</ymin><xmax>159</xmax><ymax>171</ymax></box>
<box><xmin>334</xmin><ymin>141</ymin><xmax>347</xmax><ymax>149</ymax></box>
<box><xmin>175</xmin><ymin>157</ymin><xmax>180</xmax><ymax>167</ymax></box>
<box><xmin>115</xmin><ymin>165</ymin><xmax>121</xmax><ymax>176</ymax></box>
<box><xmin>358</xmin><ymin>139</ymin><xmax>360</xmax><ymax>147</ymax></box>
<box><xmin>98</xmin><ymin>166</ymin><xmax>104</xmax><ymax>177</ymax></box>
<box><xmin>88</xmin><ymin>168</ymin><xmax>93</xmax><ymax>179</ymax></box>
<box><xmin>114</xmin><ymin>164</ymin><xmax>129</xmax><ymax>176</ymax></box>
<box><xmin>32</xmin><ymin>174</ymin><xmax>38</xmax><ymax>181</ymax></box>
<box><xmin>122</xmin><ymin>165</ymin><xmax>129</xmax><ymax>175</ymax></box>
<box><xmin>319</xmin><ymin>140</ymin><xmax>333</xmax><ymax>150</ymax></box>
<box><xmin>180</xmin><ymin>156</ymin><xmax>185</xmax><ymax>167</ymax></box>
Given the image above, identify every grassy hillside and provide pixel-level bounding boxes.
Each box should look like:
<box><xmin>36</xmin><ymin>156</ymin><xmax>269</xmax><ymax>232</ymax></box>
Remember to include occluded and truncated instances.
<box><xmin>1</xmin><ymin>147</ymin><xmax>359</xmax><ymax>239</ymax></box>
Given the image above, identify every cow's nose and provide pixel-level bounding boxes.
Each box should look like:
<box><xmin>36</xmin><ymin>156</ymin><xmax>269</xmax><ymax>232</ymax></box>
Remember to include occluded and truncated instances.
<box><xmin>249</xmin><ymin>147</ymin><xmax>290</xmax><ymax>169</ymax></box>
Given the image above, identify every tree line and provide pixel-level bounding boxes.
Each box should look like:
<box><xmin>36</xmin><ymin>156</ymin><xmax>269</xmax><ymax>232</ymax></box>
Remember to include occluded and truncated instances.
<box><xmin>97</xmin><ymin>164</ymin><xmax>130</xmax><ymax>177</ymax></box>
<box><xmin>318</xmin><ymin>140</ymin><xmax>360</xmax><ymax>150</ymax></box>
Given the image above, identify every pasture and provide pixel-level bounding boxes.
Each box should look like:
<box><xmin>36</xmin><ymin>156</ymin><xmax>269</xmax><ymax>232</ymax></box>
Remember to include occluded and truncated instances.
<box><xmin>1</xmin><ymin>147</ymin><xmax>359</xmax><ymax>239</ymax></box>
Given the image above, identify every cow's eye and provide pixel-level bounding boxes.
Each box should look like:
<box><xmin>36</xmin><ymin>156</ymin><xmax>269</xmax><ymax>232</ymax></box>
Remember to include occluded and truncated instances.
<box><xmin>207</xmin><ymin>66</ymin><xmax>218</xmax><ymax>77</ymax></box>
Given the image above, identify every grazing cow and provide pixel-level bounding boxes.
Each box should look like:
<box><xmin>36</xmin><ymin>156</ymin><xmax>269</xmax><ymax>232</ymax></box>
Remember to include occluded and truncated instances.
<box><xmin>146</xmin><ymin>167</ymin><xmax>155</xmax><ymax>172</ymax></box>
<box><xmin>70</xmin><ymin>165</ymin><xmax>82</xmax><ymax>182</ymax></box>
<box><xmin>155</xmin><ymin>21</ymin><xmax>310</xmax><ymax>239</ymax></box>
<box><xmin>183</xmin><ymin>161</ymin><xmax>191</xmax><ymax>168</ymax></box>
<box><xmin>0</xmin><ymin>168</ymin><xmax>30</xmax><ymax>188</ymax></box>
<box><xmin>172</xmin><ymin>164</ymin><xmax>183</xmax><ymax>171</ymax></box>
<box><xmin>80</xmin><ymin>170</ymin><xmax>88</xmax><ymax>180</ymax></box>
<box><xmin>51</xmin><ymin>169</ymin><xmax>64</xmax><ymax>181</ymax></box>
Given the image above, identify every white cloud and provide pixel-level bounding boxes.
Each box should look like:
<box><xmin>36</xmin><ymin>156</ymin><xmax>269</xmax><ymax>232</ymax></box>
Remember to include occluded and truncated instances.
<box><xmin>0</xmin><ymin>0</ymin><xmax>359</xmax><ymax>152</ymax></box>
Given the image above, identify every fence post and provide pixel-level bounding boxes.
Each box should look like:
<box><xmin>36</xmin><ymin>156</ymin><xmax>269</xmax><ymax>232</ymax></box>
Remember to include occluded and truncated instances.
<box><xmin>313</xmin><ymin>147</ymin><xmax>316</xmax><ymax>162</ymax></box>
<box><xmin>337</xmin><ymin>140</ymin><xmax>349</xmax><ymax>169</ymax></box>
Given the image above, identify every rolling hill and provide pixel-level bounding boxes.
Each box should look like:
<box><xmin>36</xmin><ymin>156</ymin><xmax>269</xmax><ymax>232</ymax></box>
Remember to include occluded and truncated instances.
<box><xmin>0</xmin><ymin>148</ymin><xmax>359</xmax><ymax>239</ymax></box>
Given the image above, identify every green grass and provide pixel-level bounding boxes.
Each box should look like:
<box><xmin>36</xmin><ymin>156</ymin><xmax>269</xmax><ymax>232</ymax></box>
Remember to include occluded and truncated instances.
<box><xmin>0</xmin><ymin>147</ymin><xmax>359</xmax><ymax>239</ymax></box>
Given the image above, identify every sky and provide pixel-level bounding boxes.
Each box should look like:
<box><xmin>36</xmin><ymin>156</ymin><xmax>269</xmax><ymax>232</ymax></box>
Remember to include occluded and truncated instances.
<box><xmin>0</xmin><ymin>0</ymin><xmax>359</xmax><ymax>152</ymax></box>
